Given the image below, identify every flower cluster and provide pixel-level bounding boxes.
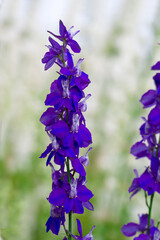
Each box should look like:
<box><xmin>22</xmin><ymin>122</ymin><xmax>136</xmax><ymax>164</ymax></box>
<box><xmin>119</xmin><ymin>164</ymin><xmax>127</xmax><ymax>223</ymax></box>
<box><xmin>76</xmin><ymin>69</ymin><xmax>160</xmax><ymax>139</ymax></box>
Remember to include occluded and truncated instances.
<box><xmin>121</xmin><ymin>61</ymin><xmax>160</xmax><ymax>240</ymax></box>
<box><xmin>40</xmin><ymin>20</ymin><xmax>95</xmax><ymax>239</ymax></box>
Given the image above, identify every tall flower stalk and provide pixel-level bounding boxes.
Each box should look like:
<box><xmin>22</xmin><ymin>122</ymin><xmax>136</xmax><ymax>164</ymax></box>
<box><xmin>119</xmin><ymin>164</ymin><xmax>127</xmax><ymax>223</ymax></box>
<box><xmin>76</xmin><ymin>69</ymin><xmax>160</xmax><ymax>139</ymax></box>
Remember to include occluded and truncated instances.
<box><xmin>121</xmin><ymin>61</ymin><xmax>160</xmax><ymax>240</ymax></box>
<box><xmin>40</xmin><ymin>20</ymin><xmax>95</xmax><ymax>240</ymax></box>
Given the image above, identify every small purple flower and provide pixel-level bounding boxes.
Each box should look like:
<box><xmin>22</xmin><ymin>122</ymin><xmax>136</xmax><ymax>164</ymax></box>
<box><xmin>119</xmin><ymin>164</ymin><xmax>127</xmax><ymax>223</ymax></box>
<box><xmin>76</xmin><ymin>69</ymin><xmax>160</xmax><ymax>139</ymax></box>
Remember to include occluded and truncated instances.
<box><xmin>46</xmin><ymin>205</ymin><xmax>65</xmax><ymax>235</ymax></box>
<box><xmin>121</xmin><ymin>214</ymin><xmax>153</xmax><ymax>237</ymax></box>
<box><xmin>48</xmin><ymin>20</ymin><xmax>81</xmax><ymax>53</ymax></box>
<box><xmin>42</xmin><ymin>37</ymin><xmax>66</xmax><ymax>70</ymax></box>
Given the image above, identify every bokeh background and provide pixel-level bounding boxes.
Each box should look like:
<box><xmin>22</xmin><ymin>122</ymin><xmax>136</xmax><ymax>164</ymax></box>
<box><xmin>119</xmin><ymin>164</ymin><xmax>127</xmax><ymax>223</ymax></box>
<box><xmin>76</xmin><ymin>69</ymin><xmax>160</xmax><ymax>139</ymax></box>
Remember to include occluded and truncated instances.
<box><xmin>1</xmin><ymin>0</ymin><xmax>160</xmax><ymax>239</ymax></box>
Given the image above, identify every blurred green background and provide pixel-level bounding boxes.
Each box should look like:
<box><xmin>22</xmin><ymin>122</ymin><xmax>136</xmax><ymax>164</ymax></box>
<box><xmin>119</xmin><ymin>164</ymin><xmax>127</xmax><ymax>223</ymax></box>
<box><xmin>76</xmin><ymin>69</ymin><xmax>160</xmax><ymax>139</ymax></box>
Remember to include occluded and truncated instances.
<box><xmin>1</xmin><ymin>0</ymin><xmax>160</xmax><ymax>239</ymax></box>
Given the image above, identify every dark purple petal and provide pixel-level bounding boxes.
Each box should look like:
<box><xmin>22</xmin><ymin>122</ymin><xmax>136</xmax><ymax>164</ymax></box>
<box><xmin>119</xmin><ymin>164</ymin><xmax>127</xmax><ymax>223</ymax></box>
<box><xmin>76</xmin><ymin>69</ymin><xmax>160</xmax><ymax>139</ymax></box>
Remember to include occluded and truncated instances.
<box><xmin>140</xmin><ymin>90</ymin><xmax>156</xmax><ymax>108</ymax></box>
<box><xmin>128</xmin><ymin>177</ymin><xmax>140</xmax><ymax>198</ymax></box>
<box><xmin>72</xmin><ymin>198</ymin><xmax>84</xmax><ymax>214</ymax></box>
<box><xmin>77</xmin><ymin>185</ymin><xmax>93</xmax><ymax>202</ymax></box>
<box><xmin>63</xmin><ymin>132</ymin><xmax>74</xmax><ymax>147</ymax></box>
<box><xmin>151</xmin><ymin>61</ymin><xmax>160</xmax><ymax>70</ymax></box>
<box><xmin>139</xmin><ymin>170</ymin><xmax>155</xmax><ymax>194</ymax></box>
<box><xmin>50</xmin><ymin>121</ymin><xmax>69</xmax><ymax>139</ymax></box>
<box><xmin>148</xmin><ymin>106</ymin><xmax>160</xmax><ymax>126</ymax></box>
<box><xmin>130</xmin><ymin>142</ymin><xmax>148</xmax><ymax>159</ymax></box>
<box><xmin>76</xmin><ymin>219</ymin><xmax>83</xmax><ymax>237</ymax></box>
<box><xmin>49</xmin><ymin>188</ymin><xmax>67</xmax><ymax>206</ymax></box>
<box><xmin>46</xmin><ymin>151</ymin><xmax>55</xmax><ymax>166</ymax></box>
<box><xmin>54</xmin><ymin>152</ymin><xmax>65</xmax><ymax>165</ymax></box>
<box><xmin>121</xmin><ymin>223</ymin><xmax>139</xmax><ymax>237</ymax></box>
<box><xmin>67</xmin><ymin>51</ymin><xmax>74</xmax><ymax>69</ymax></box>
<box><xmin>60</xmin><ymin>67</ymin><xmax>72</xmax><ymax>76</ymax></box>
<box><xmin>77</xmin><ymin>72</ymin><xmax>91</xmax><ymax>90</ymax></box>
<box><xmin>40</xmin><ymin>107</ymin><xmax>58</xmax><ymax>126</ymax></box>
<box><xmin>151</xmin><ymin>156</ymin><xmax>159</xmax><ymax>178</ymax></box>
<box><xmin>45</xmin><ymin>92</ymin><xmax>62</xmax><ymax>106</ymax></box>
<box><xmin>69</xmin><ymin>39</ymin><xmax>81</xmax><ymax>53</ymax></box>
<box><xmin>49</xmin><ymin>37</ymin><xmax>61</xmax><ymax>49</ymax></box>
<box><xmin>40</xmin><ymin>143</ymin><xmax>52</xmax><ymax>158</ymax></box>
<box><xmin>153</xmin><ymin>73</ymin><xmax>160</xmax><ymax>89</ymax></box>
<box><xmin>74</xmin><ymin>132</ymin><xmax>84</xmax><ymax>147</ymax></box>
<box><xmin>138</xmin><ymin>214</ymin><xmax>148</xmax><ymax>231</ymax></box>
<box><xmin>62</xmin><ymin>147</ymin><xmax>75</xmax><ymax>158</ymax></box>
<box><xmin>64</xmin><ymin>198</ymin><xmax>74</xmax><ymax>213</ymax></box>
<box><xmin>82</xmin><ymin>201</ymin><xmax>94</xmax><ymax>211</ymax></box>
<box><xmin>78</xmin><ymin>124</ymin><xmax>92</xmax><ymax>147</ymax></box>
<box><xmin>45</xmin><ymin>216</ymin><xmax>61</xmax><ymax>235</ymax></box>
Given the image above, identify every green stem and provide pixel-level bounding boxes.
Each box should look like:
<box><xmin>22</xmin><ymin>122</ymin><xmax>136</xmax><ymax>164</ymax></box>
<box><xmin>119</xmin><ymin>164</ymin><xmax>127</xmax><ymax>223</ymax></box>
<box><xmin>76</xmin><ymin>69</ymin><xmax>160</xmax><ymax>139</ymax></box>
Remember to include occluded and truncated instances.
<box><xmin>66</xmin><ymin>157</ymin><xmax>71</xmax><ymax>184</ymax></box>
<box><xmin>147</xmin><ymin>193</ymin><xmax>154</xmax><ymax>234</ymax></box>
<box><xmin>68</xmin><ymin>211</ymin><xmax>72</xmax><ymax>240</ymax></box>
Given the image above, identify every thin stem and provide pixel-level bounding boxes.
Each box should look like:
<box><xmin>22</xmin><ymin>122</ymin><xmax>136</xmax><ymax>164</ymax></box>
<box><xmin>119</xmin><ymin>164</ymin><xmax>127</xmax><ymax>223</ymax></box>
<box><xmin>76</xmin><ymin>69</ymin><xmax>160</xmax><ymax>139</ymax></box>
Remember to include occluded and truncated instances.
<box><xmin>147</xmin><ymin>193</ymin><xmax>154</xmax><ymax>234</ymax></box>
<box><xmin>144</xmin><ymin>191</ymin><xmax>149</xmax><ymax>208</ymax></box>
<box><xmin>68</xmin><ymin>211</ymin><xmax>72</xmax><ymax>240</ymax></box>
<box><xmin>66</xmin><ymin>157</ymin><xmax>71</xmax><ymax>184</ymax></box>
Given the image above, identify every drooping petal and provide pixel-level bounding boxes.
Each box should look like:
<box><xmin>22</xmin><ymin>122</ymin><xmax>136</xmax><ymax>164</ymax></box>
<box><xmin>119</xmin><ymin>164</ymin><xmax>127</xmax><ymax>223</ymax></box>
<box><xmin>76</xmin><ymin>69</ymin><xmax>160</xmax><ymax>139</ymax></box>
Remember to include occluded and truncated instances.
<box><xmin>71</xmin><ymin>158</ymin><xmax>86</xmax><ymax>176</ymax></box>
<box><xmin>46</xmin><ymin>151</ymin><xmax>55</xmax><ymax>166</ymax></box>
<box><xmin>121</xmin><ymin>222</ymin><xmax>139</xmax><ymax>237</ymax></box>
<box><xmin>82</xmin><ymin>201</ymin><xmax>94</xmax><ymax>211</ymax></box>
<box><xmin>76</xmin><ymin>219</ymin><xmax>83</xmax><ymax>237</ymax></box>
<box><xmin>45</xmin><ymin>216</ymin><xmax>61</xmax><ymax>235</ymax></box>
<box><xmin>40</xmin><ymin>143</ymin><xmax>52</xmax><ymax>158</ymax></box>
<box><xmin>134</xmin><ymin>233</ymin><xmax>150</xmax><ymax>240</ymax></box>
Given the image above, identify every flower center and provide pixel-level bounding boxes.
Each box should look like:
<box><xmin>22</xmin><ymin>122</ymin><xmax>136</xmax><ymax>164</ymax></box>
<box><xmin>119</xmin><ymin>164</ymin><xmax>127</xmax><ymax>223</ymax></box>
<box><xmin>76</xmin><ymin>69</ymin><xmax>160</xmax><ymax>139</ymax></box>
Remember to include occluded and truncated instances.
<box><xmin>62</xmin><ymin>79</ymin><xmax>70</xmax><ymax>98</ymax></box>
<box><xmin>70</xmin><ymin>179</ymin><xmax>77</xmax><ymax>198</ymax></box>
<box><xmin>71</xmin><ymin>113</ymin><xmax>80</xmax><ymax>132</ymax></box>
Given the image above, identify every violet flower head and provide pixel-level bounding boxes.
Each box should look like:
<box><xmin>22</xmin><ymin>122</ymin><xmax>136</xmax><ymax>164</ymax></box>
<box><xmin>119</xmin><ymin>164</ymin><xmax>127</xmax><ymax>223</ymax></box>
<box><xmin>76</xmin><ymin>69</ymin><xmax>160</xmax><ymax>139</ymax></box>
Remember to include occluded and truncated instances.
<box><xmin>122</xmin><ymin>59</ymin><xmax>160</xmax><ymax>239</ymax></box>
<box><xmin>40</xmin><ymin>20</ymin><xmax>95</xmax><ymax>239</ymax></box>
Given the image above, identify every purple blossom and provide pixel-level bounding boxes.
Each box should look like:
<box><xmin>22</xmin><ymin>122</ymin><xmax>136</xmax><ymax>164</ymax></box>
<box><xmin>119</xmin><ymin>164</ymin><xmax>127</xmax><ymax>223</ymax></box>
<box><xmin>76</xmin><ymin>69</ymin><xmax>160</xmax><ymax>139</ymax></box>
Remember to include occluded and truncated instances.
<box><xmin>122</xmin><ymin>60</ymin><xmax>160</xmax><ymax>239</ymax></box>
<box><xmin>48</xmin><ymin>20</ymin><xmax>81</xmax><ymax>53</ymax></box>
<box><xmin>41</xmin><ymin>20</ymin><xmax>94</xmax><ymax>239</ymax></box>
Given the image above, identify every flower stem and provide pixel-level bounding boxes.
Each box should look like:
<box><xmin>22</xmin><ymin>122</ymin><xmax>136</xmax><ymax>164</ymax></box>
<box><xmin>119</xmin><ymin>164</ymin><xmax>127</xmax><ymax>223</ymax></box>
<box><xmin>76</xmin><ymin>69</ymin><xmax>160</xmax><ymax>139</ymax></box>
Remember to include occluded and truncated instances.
<box><xmin>68</xmin><ymin>211</ymin><xmax>72</xmax><ymax>240</ymax></box>
<box><xmin>147</xmin><ymin>193</ymin><xmax>154</xmax><ymax>234</ymax></box>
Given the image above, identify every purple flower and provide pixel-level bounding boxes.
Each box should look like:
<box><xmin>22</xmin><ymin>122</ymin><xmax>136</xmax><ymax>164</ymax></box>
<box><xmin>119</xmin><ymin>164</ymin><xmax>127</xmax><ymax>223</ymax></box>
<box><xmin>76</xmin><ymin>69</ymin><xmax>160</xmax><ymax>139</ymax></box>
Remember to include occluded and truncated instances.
<box><xmin>48</xmin><ymin>178</ymin><xmax>94</xmax><ymax>214</ymax></box>
<box><xmin>46</xmin><ymin>205</ymin><xmax>65</xmax><ymax>235</ymax></box>
<box><xmin>121</xmin><ymin>214</ymin><xmax>153</xmax><ymax>237</ymax></box>
<box><xmin>48</xmin><ymin>20</ymin><xmax>81</xmax><ymax>53</ymax></box>
<box><xmin>70</xmin><ymin>219</ymin><xmax>95</xmax><ymax>240</ymax></box>
<box><xmin>130</xmin><ymin>141</ymin><xmax>149</xmax><ymax>159</ymax></box>
<box><xmin>42</xmin><ymin>37</ymin><xmax>66</xmax><ymax>70</ymax></box>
